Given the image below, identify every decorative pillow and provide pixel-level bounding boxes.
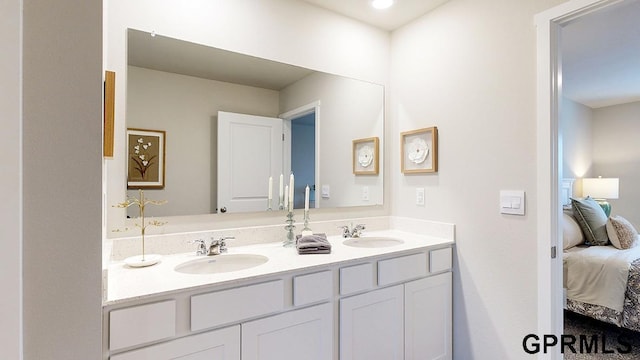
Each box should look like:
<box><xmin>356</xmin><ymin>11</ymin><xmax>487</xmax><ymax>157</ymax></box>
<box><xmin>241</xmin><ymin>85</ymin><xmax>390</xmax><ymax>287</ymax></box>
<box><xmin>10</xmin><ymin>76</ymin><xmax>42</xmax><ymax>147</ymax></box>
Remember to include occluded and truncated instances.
<box><xmin>562</xmin><ymin>212</ymin><xmax>585</xmax><ymax>249</ymax></box>
<box><xmin>606</xmin><ymin>215</ymin><xmax>638</xmax><ymax>249</ymax></box>
<box><xmin>570</xmin><ymin>197</ymin><xmax>609</xmax><ymax>246</ymax></box>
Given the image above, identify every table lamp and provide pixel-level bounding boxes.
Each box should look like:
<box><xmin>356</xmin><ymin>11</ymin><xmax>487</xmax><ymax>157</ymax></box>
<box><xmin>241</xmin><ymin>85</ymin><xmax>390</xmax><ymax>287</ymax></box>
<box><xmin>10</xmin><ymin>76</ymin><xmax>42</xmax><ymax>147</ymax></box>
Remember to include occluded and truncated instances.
<box><xmin>582</xmin><ymin>176</ymin><xmax>619</xmax><ymax>217</ymax></box>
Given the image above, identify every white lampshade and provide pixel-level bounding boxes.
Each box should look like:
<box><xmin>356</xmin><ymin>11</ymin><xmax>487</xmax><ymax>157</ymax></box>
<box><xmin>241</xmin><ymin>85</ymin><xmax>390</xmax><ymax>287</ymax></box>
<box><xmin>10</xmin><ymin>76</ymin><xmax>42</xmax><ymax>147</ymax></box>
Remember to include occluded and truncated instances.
<box><xmin>582</xmin><ymin>177</ymin><xmax>619</xmax><ymax>199</ymax></box>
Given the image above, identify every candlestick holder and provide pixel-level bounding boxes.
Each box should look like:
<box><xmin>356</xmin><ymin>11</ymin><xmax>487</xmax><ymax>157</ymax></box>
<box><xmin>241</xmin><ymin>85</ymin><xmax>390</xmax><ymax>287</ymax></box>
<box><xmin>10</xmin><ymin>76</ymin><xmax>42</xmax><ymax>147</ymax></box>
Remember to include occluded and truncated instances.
<box><xmin>267</xmin><ymin>198</ymin><xmax>273</xmax><ymax>211</ymax></box>
<box><xmin>278</xmin><ymin>200</ymin><xmax>284</xmax><ymax>211</ymax></box>
<box><xmin>283</xmin><ymin>211</ymin><xmax>296</xmax><ymax>247</ymax></box>
<box><xmin>302</xmin><ymin>210</ymin><xmax>312</xmax><ymax>235</ymax></box>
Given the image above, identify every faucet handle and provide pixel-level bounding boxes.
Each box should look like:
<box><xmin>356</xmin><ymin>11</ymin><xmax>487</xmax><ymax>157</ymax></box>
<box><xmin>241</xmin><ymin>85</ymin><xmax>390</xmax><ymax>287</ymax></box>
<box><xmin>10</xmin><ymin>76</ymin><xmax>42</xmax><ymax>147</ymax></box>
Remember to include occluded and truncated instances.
<box><xmin>190</xmin><ymin>239</ymin><xmax>207</xmax><ymax>255</ymax></box>
<box><xmin>218</xmin><ymin>236</ymin><xmax>235</xmax><ymax>253</ymax></box>
<box><xmin>352</xmin><ymin>224</ymin><xmax>365</xmax><ymax>237</ymax></box>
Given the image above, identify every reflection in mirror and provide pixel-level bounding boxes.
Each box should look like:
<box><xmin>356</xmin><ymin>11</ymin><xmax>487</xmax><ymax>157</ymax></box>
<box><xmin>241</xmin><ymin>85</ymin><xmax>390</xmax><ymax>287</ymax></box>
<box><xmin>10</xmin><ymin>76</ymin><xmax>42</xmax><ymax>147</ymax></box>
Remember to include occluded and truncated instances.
<box><xmin>126</xmin><ymin>29</ymin><xmax>383</xmax><ymax>217</ymax></box>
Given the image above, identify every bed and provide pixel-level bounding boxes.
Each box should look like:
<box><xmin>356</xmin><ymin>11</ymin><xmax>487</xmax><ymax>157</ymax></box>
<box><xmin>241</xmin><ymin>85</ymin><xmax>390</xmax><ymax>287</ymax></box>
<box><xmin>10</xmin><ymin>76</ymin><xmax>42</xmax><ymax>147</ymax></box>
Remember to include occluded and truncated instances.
<box><xmin>563</xmin><ymin>203</ymin><xmax>640</xmax><ymax>332</ymax></box>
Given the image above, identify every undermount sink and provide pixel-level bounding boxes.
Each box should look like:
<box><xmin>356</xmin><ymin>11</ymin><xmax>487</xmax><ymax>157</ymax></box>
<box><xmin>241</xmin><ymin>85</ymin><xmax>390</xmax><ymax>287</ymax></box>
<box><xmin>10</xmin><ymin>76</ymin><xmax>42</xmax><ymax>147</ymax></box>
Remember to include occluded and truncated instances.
<box><xmin>342</xmin><ymin>237</ymin><xmax>404</xmax><ymax>248</ymax></box>
<box><xmin>174</xmin><ymin>254</ymin><xmax>268</xmax><ymax>274</ymax></box>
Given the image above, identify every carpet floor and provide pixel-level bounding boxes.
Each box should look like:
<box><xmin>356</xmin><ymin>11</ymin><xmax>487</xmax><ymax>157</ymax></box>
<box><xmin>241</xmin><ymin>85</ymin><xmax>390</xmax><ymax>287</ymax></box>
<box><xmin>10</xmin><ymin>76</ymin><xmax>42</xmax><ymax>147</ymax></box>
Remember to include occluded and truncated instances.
<box><xmin>564</xmin><ymin>310</ymin><xmax>640</xmax><ymax>359</ymax></box>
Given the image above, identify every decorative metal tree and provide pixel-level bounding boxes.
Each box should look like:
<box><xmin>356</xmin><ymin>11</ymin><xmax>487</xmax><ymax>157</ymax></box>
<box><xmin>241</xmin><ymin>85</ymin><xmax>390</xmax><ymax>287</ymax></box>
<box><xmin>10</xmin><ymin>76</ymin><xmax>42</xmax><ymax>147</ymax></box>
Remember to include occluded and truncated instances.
<box><xmin>115</xmin><ymin>189</ymin><xmax>167</xmax><ymax>267</ymax></box>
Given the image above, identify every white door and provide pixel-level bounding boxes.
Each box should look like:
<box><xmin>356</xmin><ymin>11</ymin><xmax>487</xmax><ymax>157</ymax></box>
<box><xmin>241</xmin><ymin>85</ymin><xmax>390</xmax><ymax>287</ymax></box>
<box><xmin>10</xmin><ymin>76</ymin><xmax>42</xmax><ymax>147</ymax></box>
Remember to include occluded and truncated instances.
<box><xmin>340</xmin><ymin>285</ymin><xmax>404</xmax><ymax>360</ymax></box>
<box><xmin>405</xmin><ymin>272</ymin><xmax>452</xmax><ymax>360</ymax></box>
<box><xmin>217</xmin><ymin>111</ymin><xmax>283</xmax><ymax>213</ymax></box>
<box><xmin>241</xmin><ymin>303</ymin><xmax>333</xmax><ymax>360</ymax></box>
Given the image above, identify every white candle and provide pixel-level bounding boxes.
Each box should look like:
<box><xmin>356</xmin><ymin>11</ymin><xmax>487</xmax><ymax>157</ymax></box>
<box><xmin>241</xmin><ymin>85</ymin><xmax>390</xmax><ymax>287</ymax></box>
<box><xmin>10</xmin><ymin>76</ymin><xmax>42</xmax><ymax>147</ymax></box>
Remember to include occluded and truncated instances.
<box><xmin>268</xmin><ymin>176</ymin><xmax>273</xmax><ymax>201</ymax></box>
<box><xmin>304</xmin><ymin>185</ymin><xmax>310</xmax><ymax>211</ymax></box>
<box><xmin>289</xmin><ymin>173</ymin><xmax>295</xmax><ymax>210</ymax></box>
<box><xmin>284</xmin><ymin>185</ymin><xmax>289</xmax><ymax>211</ymax></box>
<box><xmin>279</xmin><ymin>174</ymin><xmax>283</xmax><ymax>203</ymax></box>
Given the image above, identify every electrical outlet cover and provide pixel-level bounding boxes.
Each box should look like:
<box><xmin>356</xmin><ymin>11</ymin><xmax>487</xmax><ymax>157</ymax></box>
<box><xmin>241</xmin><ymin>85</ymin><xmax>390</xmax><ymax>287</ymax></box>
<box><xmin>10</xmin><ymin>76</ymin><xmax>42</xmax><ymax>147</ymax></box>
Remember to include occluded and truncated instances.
<box><xmin>416</xmin><ymin>188</ymin><xmax>425</xmax><ymax>206</ymax></box>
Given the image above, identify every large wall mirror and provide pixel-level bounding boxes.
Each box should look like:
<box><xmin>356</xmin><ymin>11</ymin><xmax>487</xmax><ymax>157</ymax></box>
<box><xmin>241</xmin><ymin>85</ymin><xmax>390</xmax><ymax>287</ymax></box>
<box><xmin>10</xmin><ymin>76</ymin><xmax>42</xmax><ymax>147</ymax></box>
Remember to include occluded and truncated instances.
<box><xmin>125</xmin><ymin>29</ymin><xmax>384</xmax><ymax>218</ymax></box>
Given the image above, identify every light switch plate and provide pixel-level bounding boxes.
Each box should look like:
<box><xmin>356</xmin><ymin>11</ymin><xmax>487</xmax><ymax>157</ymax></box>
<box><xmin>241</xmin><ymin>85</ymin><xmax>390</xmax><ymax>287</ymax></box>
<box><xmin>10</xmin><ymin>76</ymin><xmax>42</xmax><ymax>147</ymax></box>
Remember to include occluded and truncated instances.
<box><xmin>500</xmin><ymin>190</ymin><xmax>525</xmax><ymax>215</ymax></box>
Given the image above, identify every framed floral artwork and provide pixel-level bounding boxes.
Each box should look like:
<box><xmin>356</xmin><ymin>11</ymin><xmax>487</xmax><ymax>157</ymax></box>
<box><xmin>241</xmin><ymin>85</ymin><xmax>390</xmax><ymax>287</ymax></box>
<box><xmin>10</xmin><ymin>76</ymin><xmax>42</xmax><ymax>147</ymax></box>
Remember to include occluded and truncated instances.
<box><xmin>353</xmin><ymin>137</ymin><xmax>379</xmax><ymax>175</ymax></box>
<box><xmin>127</xmin><ymin>128</ymin><xmax>166</xmax><ymax>189</ymax></box>
<box><xmin>401</xmin><ymin>127</ymin><xmax>438</xmax><ymax>174</ymax></box>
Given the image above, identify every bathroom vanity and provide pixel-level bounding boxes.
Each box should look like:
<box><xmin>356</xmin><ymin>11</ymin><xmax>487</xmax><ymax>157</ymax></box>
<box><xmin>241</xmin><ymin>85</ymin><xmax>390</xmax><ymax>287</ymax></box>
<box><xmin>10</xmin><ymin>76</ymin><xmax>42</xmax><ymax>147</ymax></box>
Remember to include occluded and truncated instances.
<box><xmin>102</xmin><ymin>229</ymin><xmax>453</xmax><ymax>360</ymax></box>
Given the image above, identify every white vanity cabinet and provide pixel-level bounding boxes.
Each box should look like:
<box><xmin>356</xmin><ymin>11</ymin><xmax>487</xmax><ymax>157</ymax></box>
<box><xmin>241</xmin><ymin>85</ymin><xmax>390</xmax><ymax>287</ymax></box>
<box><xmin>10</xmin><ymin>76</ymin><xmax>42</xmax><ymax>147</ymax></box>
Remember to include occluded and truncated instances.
<box><xmin>242</xmin><ymin>303</ymin><xmax>333</xmax><ymax>360</ymax></box>
<box><xmin>109</xmin><ymin>325</ymin><xmax>240</xmax><ymax>360</ymax></box>
<box><xmin>340</xmin><ymin>285</ymin><xmax>405</xmax><ymax>360</ymax></box>
<box><xmin>339</xmin><ymin>250</ymin><xmax>452</xmax><ymax>360</ymax></box>
<box><xmin>338</xmin><ymin>274</ymin><xmax>453</xmax><ymax>360</ymax></box>
<box><xmin>404</xmin><ymin>272</ymin><xmax>452</xmax><ymax>360</ymax></box>
<box><xmin>104</xmin><ymin>244</ymin><xmax>453</xmax><ymax>360</ymax></box>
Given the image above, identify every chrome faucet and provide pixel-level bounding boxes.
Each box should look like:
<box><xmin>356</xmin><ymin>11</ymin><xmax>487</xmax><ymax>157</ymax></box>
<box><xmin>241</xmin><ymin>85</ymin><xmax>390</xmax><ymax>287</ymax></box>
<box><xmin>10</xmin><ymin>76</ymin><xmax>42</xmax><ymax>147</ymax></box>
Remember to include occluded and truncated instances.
<box><xmin>191</xmin><ymin>236</ymin><xmax>235</xmax><ymax>256</ymax></box>
<box><xmin>208</xmin><ymin>238</ymin><xmax>222</xmax><ymax>256</ymax></box>
<box><xmin>339</xmin><ymin>223</ymin><xmax>366</xmax><ymax>238</ymax></box>
<box><xmin>191</xmin><ymin>236</ymin><xmax>234</xmax><ymax>256</ymax></box>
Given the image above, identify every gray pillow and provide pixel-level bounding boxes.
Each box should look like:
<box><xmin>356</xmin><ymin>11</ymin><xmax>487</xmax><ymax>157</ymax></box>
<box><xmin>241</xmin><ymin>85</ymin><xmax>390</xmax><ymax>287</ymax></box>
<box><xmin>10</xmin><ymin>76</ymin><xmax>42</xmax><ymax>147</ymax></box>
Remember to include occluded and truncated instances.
<box><xmin>570</xmin><ymin>197</ymin><xmax>609</xmax><ymax>246</ymax></box>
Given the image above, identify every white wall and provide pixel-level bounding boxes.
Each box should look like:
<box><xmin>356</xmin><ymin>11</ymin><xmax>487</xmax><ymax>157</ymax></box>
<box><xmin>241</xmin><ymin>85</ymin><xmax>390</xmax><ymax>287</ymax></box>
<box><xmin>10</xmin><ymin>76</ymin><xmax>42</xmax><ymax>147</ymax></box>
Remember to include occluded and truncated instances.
<box><xmin>106</xmin><ymin>0</ymin><xmax>390</xmax><ymax>231</ymax></box>
<box><xmin>22</xmin><ymin>0</ymin><xmax>103</xmax><ymax>359</ymax></box>
<box><xmin>390</xmin><ymin>0</ymin><xmax>565</xmax><ymax>357</ymax></box>
<box><xmin>126</xmin><ymin>66</ymin><xmax>280</xmax><ymax>217</ymax></box>
<box><xmin>560</xmin><ymin>97</ymin><xmax>593</xmax><ymax>196</ymax></box>
<box><xmin>592</xmin><ymin>101</ymin><xmax>640</xmax><ymax>227</ymax></box>
<box><xmin>0</xmin><ymin>0</ymin><xmax>22</xmax><ymax>358</ymax></box>
<box><xmin>280</xmin><ymin>72</ymin><xmax>384</xmax><ymax>207</ymax></box>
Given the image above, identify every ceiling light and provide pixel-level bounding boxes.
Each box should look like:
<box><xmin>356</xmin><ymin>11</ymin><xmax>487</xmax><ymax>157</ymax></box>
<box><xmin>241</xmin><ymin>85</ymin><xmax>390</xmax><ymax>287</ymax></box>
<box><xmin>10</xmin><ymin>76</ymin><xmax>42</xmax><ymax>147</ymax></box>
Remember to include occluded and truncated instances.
<box><xmin>371</xmin><ymin>0</ymin><xmax>394</xmax><ymax>10</ymax></box>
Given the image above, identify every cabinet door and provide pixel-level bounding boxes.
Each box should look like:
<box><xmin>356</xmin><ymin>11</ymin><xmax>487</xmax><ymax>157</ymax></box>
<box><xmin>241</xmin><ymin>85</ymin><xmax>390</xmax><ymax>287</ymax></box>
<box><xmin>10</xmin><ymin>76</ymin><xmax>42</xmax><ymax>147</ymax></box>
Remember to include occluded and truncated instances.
<box><xmin>110</xmin><ymin>325</ymin><xmax>240</xmax><ymax>360</ymax></box>
<box><xmin>242</xmin><ymin>303</ymin><xmax>332</xmax><ymax>360</ymax></box>
<box><xmin>340</xmin><ymin>285</ymin><xmax>404</xmax><ymax>360</ymax></box>
<box><xmin>405</xmin><ymin>272</ymin><xmax>452</xmax><ymax>360</ymax></box>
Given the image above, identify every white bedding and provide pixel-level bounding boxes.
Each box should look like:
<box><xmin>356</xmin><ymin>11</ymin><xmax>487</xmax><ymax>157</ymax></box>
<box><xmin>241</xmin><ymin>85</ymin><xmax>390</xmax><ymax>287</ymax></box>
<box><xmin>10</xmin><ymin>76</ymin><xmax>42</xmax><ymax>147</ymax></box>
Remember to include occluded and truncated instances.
<box><xmin>563</xmin><ymin>245</ymin><xmax>640</xmax><ymax>311</ymax></box>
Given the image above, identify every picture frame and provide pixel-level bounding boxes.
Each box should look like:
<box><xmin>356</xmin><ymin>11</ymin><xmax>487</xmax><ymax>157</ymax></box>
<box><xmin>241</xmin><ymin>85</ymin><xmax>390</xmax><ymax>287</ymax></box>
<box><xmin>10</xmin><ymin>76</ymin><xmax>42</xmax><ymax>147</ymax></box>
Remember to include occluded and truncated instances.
<box><xmin>103</xmin><ymin>70</ymin><xmax>115</xmax><ymax>158</ymax></box>
<box><xmin>127</xmin><ymin>128</ymin><xmax>166</xmax><ymax>189</ymax></box>
<box><xmin>352</xmin><ymin>137</ymin><xmax>379</xmax><ymax>175</ymax></box>
<box><xmin>401</xmin><ymin>126</ymin><xmax>438</xmax><ymax>174</ymax></box>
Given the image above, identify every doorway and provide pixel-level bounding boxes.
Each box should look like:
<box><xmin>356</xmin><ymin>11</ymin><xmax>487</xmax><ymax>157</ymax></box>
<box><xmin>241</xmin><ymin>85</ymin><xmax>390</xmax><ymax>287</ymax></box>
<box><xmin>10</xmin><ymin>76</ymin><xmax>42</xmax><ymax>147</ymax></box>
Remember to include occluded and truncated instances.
<box><xmin>281</xmin><ymin>101</ymin><xmax>321</xmax><ymax>209</ymax></box>
<box><xmin>536</xmin><ymin>1</ymin><xmax>627</xmax><ymax>358</ymax></box>
<box><xmin>291</xmin><ymin>112</ymin><xmax>316</xmax><ymax>209</ymax></box>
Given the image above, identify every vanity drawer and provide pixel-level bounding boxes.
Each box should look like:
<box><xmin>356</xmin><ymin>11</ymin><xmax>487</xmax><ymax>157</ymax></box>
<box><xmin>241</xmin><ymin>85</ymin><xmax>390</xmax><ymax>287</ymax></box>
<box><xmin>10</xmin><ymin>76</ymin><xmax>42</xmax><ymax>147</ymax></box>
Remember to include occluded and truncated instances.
<box><xmin>110</xmin><ymin>325</ymin><xmax>240</xmax><ymax>360</ymax></box>
<box><xmin>109</xmin><ymin>300</ymin><xmax>176</xmax><ymax>351</ymax></box>
<box><xmin>378</xmin><ymin>253</ymin><xmax>427</xmax><ymax>286</ymax></box>
<box><xmin>191</xmin><ymin>280</ymin><xmax>284</xmax><ymax>331</ymax></box>
<box><xmin>340</xmin><ymin>263</ymin><xmax>374</xmax><ymax>295</ymax></box>
<box><xmin>430</xmin><ymin>247</ymin><xmax>452</xmax><ymax>273</ymax></box>
<box><xmin>293</xmin><ymin>270</ymin><xmax>333</xmax><ymax>306</ymax></box>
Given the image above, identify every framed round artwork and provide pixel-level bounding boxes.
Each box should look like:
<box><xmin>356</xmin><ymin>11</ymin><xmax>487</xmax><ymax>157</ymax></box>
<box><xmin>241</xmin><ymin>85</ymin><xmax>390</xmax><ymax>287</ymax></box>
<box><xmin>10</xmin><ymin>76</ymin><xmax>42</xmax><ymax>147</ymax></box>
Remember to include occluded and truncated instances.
<box><xmin>401</xmin><ymin>126</ymin><xmax>438</xmax><ymax>174</ymax></box>
<box><xmin>352</xmin><ymin>137</ymin><xmax>379</xmax><ymax>175</ymax></box>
